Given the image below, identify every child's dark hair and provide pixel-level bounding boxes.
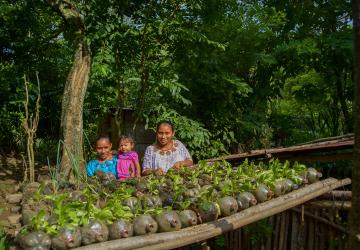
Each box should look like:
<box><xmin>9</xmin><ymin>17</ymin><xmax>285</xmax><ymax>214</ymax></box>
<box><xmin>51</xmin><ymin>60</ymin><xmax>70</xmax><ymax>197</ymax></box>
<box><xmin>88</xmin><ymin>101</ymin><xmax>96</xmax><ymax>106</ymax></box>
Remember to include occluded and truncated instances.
<box><xmin>156</xmin><ymin>120</ymin><xmax>174</xmax><ymax>132</ymax></box>
<box><xmin>118</xmin><ymin>135</ymin><xmax>135</xmax><ymax>145</ymax></box>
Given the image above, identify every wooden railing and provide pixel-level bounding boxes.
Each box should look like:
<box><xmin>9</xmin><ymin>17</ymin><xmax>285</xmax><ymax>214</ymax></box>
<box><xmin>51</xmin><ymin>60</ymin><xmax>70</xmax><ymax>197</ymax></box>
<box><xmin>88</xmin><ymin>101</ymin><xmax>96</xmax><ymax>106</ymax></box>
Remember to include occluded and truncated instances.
<box><xmin>75</xmin><ymin>178</ymin><xmax>351</xmax><ymax>250</ymax></box>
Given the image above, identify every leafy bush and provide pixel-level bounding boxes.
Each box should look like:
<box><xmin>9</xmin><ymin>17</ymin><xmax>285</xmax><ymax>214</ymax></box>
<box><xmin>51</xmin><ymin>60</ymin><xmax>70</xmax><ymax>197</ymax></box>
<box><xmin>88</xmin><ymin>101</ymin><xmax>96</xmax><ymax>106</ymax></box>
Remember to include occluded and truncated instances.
<box><xmin>144</xmin><ymin>106</ymin><xmax>232</xmax><ymax>160</ymax></box>
<box><xmin>0</xmin><ymin>209</ymin><xmax>9</xmax><ymax>250</ymax></box>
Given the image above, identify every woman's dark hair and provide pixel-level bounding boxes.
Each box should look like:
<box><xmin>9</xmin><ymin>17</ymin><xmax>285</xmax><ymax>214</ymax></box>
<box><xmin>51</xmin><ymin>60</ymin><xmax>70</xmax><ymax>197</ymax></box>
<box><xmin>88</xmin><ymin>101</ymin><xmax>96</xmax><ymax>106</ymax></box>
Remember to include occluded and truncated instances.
<box><xmin>96</xmin><ymin>134</ymin><xmax>111</xmax><ymax>143</ymax></box>
<box><xmin>118</xmin><ymin>135</ymin><xmax>135</xmax><ymax>145</ymax></box>
<box><xmin>94</xmin><ymin>135</ymin><xmax>112</xmax><ymax>148</ymax></box>
<box><xmin>156</xmin><ymin>120</ymin><xmax>174</xmax><ymax>132</ymax></box>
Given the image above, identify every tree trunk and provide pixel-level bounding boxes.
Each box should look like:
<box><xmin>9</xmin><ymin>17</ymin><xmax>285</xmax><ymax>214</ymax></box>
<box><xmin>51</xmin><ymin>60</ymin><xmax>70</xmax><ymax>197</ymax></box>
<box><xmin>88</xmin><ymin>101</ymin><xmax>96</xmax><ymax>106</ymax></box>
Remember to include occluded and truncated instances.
<box><xmin>114</xmin><ymin>50</ymin><xmax>125</xmax><ymax>140</ymax></box>
<box><xmin>335</xmin><ymin>71</ymin><xmax>351</xmax><ymax>133</ymax></box>
<box><xmin>61</xmin><ymin>42</ymin><xmax>90</xmax><ymax>178</ymax></box>
<box><xmin>348</xmin><ymin>0</ymin><xmax>360</xmax><ymax>248</ymax></box>
<box><xmin>47</xmin><ymin>0</ymin><xmax>90</xmax><ymax>179</ymax></box>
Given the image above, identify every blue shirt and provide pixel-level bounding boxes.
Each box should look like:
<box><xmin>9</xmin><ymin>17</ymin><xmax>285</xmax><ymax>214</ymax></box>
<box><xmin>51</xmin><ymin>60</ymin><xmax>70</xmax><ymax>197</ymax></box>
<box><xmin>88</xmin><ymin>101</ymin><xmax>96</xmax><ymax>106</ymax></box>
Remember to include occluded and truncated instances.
<box><xmin>86</xmin><ymin>155</ymin><xmax>118</xmax><ymax>178</ymax></box>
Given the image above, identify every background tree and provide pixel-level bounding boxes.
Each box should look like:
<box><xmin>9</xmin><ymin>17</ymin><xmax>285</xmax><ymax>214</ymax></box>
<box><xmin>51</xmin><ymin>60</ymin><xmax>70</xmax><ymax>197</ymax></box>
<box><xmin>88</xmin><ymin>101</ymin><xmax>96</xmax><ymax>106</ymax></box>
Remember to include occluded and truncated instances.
<box><xmin>0</xmin><ymin>0</ymin><xmax>354</xmax><ymax>166</ymax></box>
<box><xmin>46</xmin><ymin>0</ymin><xmax>90</xmax><ymax>178</ymax></box>
<box><xmin>348</xmin><ymin>0</ymin><xmax>360</xmax><ymax>248</ymax></box>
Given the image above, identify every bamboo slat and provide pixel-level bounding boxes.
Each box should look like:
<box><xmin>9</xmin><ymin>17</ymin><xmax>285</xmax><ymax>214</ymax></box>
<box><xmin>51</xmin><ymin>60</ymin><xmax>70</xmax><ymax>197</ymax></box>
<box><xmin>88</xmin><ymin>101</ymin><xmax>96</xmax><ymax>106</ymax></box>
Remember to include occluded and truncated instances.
<box><xmin>75</xmin><ymin>178</ymin><xmax>350</xmax><ymax>250</ymax></box>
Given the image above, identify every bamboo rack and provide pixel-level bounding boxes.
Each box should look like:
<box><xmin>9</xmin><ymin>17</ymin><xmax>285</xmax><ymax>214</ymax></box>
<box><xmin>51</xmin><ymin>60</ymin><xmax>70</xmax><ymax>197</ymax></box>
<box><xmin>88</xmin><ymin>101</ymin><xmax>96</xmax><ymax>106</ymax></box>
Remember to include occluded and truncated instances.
<box><xmin>75</xmin><ymin>178</ymin><xmax>351</xmax><ymax>250</ymax></box>
<box><xmin>207</xmin><ymin>135</ymin><xmax>354</xmax><ymax>163</ymax></box>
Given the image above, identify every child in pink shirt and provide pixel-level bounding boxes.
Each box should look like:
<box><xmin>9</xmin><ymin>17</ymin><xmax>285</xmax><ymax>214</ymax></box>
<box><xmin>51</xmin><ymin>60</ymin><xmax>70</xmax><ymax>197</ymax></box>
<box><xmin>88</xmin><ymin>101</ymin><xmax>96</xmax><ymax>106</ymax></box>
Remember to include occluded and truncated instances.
<box><xmin>117</xmin><ymin>135</ymin><xmax>141</xmax><ymax>181</ymax></box>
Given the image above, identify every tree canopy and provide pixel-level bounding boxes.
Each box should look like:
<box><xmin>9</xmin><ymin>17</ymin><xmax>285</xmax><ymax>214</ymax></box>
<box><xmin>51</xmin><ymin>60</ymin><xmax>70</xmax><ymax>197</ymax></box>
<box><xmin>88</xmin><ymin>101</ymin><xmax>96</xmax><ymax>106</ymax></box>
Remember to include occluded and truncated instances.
<box><xmin>0</xmin><ymin>0</ymin><xmax>353</xmax><ymax>161</ymax></box>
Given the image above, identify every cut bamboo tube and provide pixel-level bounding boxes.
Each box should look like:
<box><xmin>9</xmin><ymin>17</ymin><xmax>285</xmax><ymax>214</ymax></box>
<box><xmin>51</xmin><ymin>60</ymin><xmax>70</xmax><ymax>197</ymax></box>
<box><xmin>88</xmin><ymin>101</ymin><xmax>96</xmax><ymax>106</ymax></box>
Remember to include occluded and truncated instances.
<box><xmin>75</xmin><ymin>178</ymin><xmax>350</xmax><ymax>250</ymax></box>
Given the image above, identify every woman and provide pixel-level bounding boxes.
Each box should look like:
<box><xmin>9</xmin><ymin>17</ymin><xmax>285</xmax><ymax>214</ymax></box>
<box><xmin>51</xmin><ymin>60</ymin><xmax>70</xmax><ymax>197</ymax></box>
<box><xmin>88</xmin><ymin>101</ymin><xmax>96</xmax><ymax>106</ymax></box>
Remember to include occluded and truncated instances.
<box><xmin>142</xmin><ymin>121</ymin><xmax>193</xmax><ymax>175</ymax></box>
<box><xmin>86</xmin><ymin>135</ymin><xmax>117</xmax><ymax>178</ymax></box>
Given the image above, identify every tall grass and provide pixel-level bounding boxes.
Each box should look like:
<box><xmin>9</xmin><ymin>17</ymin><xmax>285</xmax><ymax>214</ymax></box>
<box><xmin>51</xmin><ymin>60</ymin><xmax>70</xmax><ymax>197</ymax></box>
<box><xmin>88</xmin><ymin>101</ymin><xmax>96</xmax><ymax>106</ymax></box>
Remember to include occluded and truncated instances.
<box><xmin>45</xmin><ymin>139</ymin><xmax>87</xmax><ymax>192</ymax></box>
<box><xmin>57</xmin><ymin>139</ymin><xmax>87</xmax><ymax>189</ymax></box>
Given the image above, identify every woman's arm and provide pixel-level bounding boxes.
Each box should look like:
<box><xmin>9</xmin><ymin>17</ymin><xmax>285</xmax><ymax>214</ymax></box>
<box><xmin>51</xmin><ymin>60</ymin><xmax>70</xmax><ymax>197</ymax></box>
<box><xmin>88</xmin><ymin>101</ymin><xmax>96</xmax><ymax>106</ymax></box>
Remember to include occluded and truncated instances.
<box><xmin>172</xmin><ymin>159</ymin><xmax>193</xmax><ymax>169</ymax></box>
<box><xmin>172</xmin><ymin>141</ymin><xmax>193</xmax><ymax>169</ymax></box>
<box><xmin>86</xmin><ymin>161</ymin><xmax>96</xmax><ymax>176</ymax></box>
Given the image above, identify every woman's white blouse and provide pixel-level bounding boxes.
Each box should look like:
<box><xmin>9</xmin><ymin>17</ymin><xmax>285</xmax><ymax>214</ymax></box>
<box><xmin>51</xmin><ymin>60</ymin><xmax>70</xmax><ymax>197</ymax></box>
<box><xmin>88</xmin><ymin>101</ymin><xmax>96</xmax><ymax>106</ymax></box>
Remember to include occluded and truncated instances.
<box><xmin>142</xmin><ymin>140</ymin><xmax>192</xmax><ymax>172</ymax></box>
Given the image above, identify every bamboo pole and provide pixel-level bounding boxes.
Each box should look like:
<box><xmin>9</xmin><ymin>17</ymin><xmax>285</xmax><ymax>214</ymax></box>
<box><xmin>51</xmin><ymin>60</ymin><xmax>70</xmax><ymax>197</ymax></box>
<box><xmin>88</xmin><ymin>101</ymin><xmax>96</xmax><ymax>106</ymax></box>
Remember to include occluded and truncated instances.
<box><xmin>236</xmin><ymin>229</ymin><xmax>240</xmax><ymax>250</ymax></box>
<box><xmin>283</xmin><ymin>211</ymin><xmax>289</xmax><ymax>250</ymax></box>
<box><xmin>75</xmin><ymin>178</ymin><xmax>350</xmax><ymax>250</ymax></box>
<box><xmin>243</xmin><ymin>227</ymin><xmax>250</xmax><ymax>250</ymax></box>
<box><xmin>298</xmin><ymin>214</ymin><xmax>306</xmax><ymax>250</ymax></box>
<box><xmin>224</xmin><ymin>231</ymin><xmax>229</xmax><ymax>250</ymax></box>
<box><xmin>314</xmin><ymin>209</ymin><xmax>319</xmax><ymax>250</ymax></box>
<box><xmin>296</xmin><ymin>133</ymin><xmax>353</xmax><ymax>145</ymax></box>
<box><xmin>274</xmin><ymin>214</ymin><xmax>281</xmax><ymax>250</ymax></box>
<box><xmin>207</xmin><ymin>139</ymin><xmax>353</xmax><ymax>163</ymax></box>
<box><xmin>319</xmin><ymin>190</ymin><xmax>351</xmax><ymax>200</ymax></box>
<box><xmin>319</xmin><ymin>209</ymin><xmax>325</xmax><ymax>250</ymax></box>
<box><xmin>329</xmin><ymin>206</ymin><xmax>335</xmax><ymax>250</ymax></box>
<box><xmin>307</xmin><ymin>200</ymin><xmax>351</xmax><ymax>210</ymax></box>
<box><xmin>290</xmin><ymin>211</ymin><xmax>298</xmax><ymax>250</ymax></box>
<box><xmin>308</xmin><ymin>208</ymin><xmax>315</xmax><ymax>250</ymax></box>
<box><xmin>279</xmin><ymin>212</ymin><xmax>287</xmax><ymax>250</ymax></box>
<box><xmin>265</xmin><ymin>216</ymin><xmax>274</xmax><ymax>250</ymax></box>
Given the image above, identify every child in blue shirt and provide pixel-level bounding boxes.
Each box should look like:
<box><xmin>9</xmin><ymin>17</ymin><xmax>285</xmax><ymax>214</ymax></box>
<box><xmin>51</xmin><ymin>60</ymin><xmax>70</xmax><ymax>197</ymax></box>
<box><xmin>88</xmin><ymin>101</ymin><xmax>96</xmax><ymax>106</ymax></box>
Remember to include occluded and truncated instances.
<box><xmin>86</xmin><ymin>135</ymin><xmax>117</xmax><ymax>178</ymax></box>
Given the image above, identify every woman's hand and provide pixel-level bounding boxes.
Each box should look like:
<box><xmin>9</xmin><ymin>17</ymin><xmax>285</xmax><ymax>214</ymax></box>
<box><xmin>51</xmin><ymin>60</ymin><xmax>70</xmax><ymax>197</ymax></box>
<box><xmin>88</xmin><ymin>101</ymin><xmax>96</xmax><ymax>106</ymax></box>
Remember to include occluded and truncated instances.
<box><xmin>172</xmin><ymin>161</ymin><xmax>184</xmax><ymax>170</ymax></box>
<box><xmin>142</xmin><ymin>168</ymin><xmax>164</xmax><ymax>176</ymax></box>
<box><xmin>173</xmin><ymin>159</ymin><xmax>193</xmax><ymax>169</ymax></box>
<box><xmin>142</xmin><ymin>169</ymin><xmax>153</xmax><ymax>176</ymax></box>
<box><xmin>154</xmin><ymin>168</ymin><xmax>165</xmax><ymax>176</ymax></box>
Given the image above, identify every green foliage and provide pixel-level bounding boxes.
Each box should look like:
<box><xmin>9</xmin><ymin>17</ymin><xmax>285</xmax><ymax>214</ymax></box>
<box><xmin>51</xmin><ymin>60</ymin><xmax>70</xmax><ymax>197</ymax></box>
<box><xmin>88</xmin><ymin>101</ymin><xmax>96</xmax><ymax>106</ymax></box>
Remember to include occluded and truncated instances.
<box><xmin>244</xmin><ymin>219</ymin><xmax>273</xmax><ymax>247</ymax></box>
<box><xmin>0</xmin><ymin>209</ymin><xmax>9</xmax><ymax>250</ymax></box>
<box><xmin>0</xmin><ymin>0</ymin><xmax>354</xmax><ymax>164</ymax></box>
<box><xmin>145</xmin><ymin>106</ymin><xmax>230</xmax><ymax>159</ymax></box>
<box><xmin>213</xmin><ymin>235</ymin><xmax>225</xmax><ymax>250</ymax></box>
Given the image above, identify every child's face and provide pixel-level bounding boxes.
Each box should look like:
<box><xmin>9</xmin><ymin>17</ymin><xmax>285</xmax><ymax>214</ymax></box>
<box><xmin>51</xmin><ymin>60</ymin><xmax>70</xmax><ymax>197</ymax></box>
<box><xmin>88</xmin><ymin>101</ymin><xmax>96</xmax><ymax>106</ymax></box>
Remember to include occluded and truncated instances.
<box><xmin>119</xmin><ymin>140</ymin><xmax>133</xmax><ymax>152</ymax></box>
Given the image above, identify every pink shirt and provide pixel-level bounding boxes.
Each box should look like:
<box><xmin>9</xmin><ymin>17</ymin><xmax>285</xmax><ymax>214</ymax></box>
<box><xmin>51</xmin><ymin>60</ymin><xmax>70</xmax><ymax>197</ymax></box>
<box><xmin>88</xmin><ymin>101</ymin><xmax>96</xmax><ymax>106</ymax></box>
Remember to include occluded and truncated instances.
<box><xmin>116</xmin><ymin>151</ymin><xmax>139</xmax><ymax>181</ymax></box>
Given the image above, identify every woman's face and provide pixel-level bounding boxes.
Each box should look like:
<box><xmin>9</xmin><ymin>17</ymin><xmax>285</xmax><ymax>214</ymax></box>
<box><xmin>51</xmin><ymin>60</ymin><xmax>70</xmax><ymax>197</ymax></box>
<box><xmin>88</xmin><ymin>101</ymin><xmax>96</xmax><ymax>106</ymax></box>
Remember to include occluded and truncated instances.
<box><xmin>96</xmin><ymin>139</ymin><xmax>112</xmax><ymax>160</ymax></box>
<box><xmin>156</xmin><ymin>124</ymin><xmax>175</xmax><ymax>146</ymax></box>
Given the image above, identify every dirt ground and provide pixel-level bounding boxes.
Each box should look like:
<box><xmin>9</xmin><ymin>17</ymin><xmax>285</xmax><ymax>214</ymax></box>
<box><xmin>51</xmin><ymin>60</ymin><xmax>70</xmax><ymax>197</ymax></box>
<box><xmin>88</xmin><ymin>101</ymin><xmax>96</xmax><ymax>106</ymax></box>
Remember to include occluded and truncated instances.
<box><xmin>0</xmin><ymin>154</ymin><xmax>47</xmax><ymax>239</ymax></box>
